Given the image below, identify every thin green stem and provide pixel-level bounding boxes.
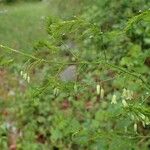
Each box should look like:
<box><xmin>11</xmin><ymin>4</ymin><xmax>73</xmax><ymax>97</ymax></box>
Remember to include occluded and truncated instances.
<box><xmin>1</xmin><ymin>44</ymin><xmax>150</xmax><ymax>91</ymax></box>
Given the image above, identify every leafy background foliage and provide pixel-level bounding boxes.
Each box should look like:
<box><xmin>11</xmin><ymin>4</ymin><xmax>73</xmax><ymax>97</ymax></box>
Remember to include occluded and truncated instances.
<box><xmin>0</xmin><ymin>0</ymin><xmax>150</xmax><ymax>149</ymax></box>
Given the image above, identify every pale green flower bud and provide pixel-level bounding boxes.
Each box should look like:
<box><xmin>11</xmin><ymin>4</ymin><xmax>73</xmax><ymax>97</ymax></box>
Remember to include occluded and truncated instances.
<box><xmin>100</xmin><ymin>88</ymin><xmax>104</xmax><ymax>99</ymax></box>
<box><xmin>134</xmin><ymin>123</ymin><xmax>138</xmax><ymax>133</ymax></box>
<box><xmin>20</xmin><ymin>71</ymin><xmax>23</xmax><ymax>76</ymax></box>
<box><xmin>142</xmin><ymin>121</ymin><xmax>145</xmax><ymax>128</ymax></box>
<box><xmin>139</xmin><ymin>113</ymin><xmax>146</xmax><ymax>120</ymax></box>
<box><xmin>53</xmin><ymin>88</ymin><xmax>59</xmax><ymax>96</ymax></box>
<box><xmin>130</xmin><ymin>114</ymin><xmax>135</xmax><ymax>120</ymax></box>
<box><xmin>27</xmin><ymin>76</ymin><xmax>30</xmax><ymax>83</ymax></box>
<box><xmin>145</xmin><ymin>117</ymin><xmax>150</xmax><ymax>125</ymax></box>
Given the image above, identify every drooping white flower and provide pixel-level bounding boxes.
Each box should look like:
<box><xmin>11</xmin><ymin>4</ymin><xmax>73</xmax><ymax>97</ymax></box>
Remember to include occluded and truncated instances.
<box><xmin>96</xmin><ymin>84</ymin><xmax>100</xmax><ymax>95</ymax></box>
<box><xmin>100</xmin><ymin>88</ymin><xmax>105</xmax><ymax>99</ymax></box>
<box><xmin>122</xmin><ymin>99</ymin><xmax>128</xmax><ymax>107</ymax></box>
<box><xmin>111</xmin><ymin>94</ymin><xmax>117</xmax><ymax>104</ymax></box>
<box><xmin>20</xmin><ymin>71</ymin><xmax>30</xmax><ymax>83</ymax></box>
<box><xmin>23</xmin><ymin>73</ymin><xmax>27</xmax><ymax>80</ymax></box>
<box><xmin>122</xmin><ymin>88</ymin><xmax>133</xmax><ymax>100</ymax></box>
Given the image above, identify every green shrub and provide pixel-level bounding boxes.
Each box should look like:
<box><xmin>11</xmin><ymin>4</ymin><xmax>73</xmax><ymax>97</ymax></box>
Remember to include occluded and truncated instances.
<box><xmin>0</xmin><ymin>0</ymin><xmax>150</xmax><ymax>149</ymax></box>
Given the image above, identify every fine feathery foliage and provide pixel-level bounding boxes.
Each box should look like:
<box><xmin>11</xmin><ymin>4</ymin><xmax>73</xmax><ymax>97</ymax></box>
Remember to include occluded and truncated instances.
<box><xmin>0</xmin><ymin>1</ymin><xmax>150</xmax><ymax>150</ymax></box>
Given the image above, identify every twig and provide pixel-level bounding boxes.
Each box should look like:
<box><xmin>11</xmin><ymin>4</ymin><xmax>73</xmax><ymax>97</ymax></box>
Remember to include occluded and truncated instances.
<box><xmin>1</xmin><ymin>44</ymin><xmax>150</xmax><ymax>91</ymax></box>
